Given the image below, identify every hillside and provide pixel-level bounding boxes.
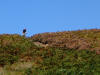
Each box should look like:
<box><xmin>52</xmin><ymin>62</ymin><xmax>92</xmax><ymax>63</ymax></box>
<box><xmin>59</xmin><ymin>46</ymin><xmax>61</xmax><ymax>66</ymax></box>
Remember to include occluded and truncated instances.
<box><xmin>31</xmin><ymin>29</ymin><xmax>100</xmax><ymax>54</ymax></box>
<box><xmin>0</xmin><ymin>29</ymin><xmax>100</xmax><ymax>75</ymax></box>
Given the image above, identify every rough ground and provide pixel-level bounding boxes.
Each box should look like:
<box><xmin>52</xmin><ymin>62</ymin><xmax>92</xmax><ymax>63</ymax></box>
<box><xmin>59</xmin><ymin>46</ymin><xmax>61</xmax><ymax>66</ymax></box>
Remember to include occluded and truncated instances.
<box><xmin>31</xmin><ymin>29</ymin><xmax>100</xmax><ymax>54</ymax></box>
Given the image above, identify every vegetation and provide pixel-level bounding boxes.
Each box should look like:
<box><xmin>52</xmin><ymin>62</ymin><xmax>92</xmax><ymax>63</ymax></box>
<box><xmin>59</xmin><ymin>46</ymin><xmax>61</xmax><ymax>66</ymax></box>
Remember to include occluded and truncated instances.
<box><xmin>31</xmin><ymin>29</ymin><xmax>100</xmax><ymax>54</ymax></box>
<box><xmin>0</xmin><ymin>29</ymin><xmax>100</xmax><ymax>75</ymax></box>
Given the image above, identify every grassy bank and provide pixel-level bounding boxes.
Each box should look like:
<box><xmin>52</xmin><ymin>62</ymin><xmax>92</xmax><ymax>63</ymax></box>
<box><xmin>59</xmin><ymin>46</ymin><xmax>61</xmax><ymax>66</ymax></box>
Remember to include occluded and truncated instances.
<box><xmin>0</xmin><ymin>29</ymin><xmax>100</xmax><ymax>75</ymax></box>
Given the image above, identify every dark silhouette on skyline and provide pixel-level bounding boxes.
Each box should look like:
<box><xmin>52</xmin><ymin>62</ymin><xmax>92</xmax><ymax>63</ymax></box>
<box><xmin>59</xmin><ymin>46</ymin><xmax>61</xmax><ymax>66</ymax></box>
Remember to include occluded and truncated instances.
<box><xmin>23</xmin><ymin>28</ymin><xmax>26</xmax><ymax>36</ymax></box>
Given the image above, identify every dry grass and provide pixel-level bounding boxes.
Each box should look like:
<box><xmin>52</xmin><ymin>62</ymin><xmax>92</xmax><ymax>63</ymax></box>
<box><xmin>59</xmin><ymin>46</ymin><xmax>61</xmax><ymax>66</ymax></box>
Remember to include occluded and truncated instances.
<box><xmin>0</xmin><ymin>62</ymin><xmax>34</xmax><ymax>75</ymax></box>
<box><xmin>31</xmin><ymin>29</ymin><xmax>100</xmax><ymax>54</ymax></box>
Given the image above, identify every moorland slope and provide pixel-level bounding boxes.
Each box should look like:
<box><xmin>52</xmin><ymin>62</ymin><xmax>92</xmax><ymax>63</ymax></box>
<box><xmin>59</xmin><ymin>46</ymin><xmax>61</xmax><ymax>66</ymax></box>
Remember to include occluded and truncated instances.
<box><xmin>32</xmin><ymin>29</ymin><xmax>100</xmax><ymax>54</ymax></box>
<box><xmin>0</xmin><ymin>29</ymin><xmax>100</xmax><ymax>75</ymax></box>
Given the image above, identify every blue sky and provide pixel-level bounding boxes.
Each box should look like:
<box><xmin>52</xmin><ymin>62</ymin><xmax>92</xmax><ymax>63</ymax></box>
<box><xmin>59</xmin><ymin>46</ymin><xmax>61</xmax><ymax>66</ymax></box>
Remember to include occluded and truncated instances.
<box><xmin>0</xmin><ymin>0</ymin><xmax>100</xmax><ymax>36</ymax></box>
